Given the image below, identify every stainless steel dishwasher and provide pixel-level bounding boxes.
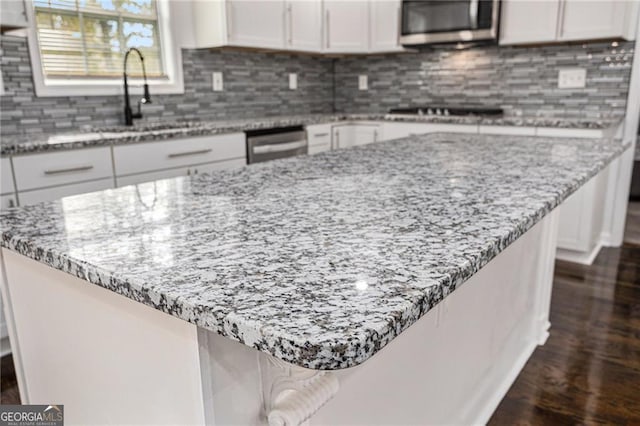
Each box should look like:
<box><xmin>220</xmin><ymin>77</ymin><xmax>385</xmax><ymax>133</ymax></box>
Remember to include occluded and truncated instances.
<box><xmin>245</xmin><ymin>126</ymin><xmax>308</xmax><ymax>164</ymax></box>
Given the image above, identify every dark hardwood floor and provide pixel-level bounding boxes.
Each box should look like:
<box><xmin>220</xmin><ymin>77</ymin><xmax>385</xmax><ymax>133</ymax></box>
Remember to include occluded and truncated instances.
<box><xmin>1</xmin><ymin>204</ymin><xmax>639</xmax><ymax>424</ymax></box>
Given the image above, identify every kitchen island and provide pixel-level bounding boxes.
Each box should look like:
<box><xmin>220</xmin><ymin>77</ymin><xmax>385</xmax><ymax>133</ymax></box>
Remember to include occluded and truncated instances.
<box><xmin>0</xmin><ymin>132</ymin><xmax>627</xmax><ymax>425</ymax></box>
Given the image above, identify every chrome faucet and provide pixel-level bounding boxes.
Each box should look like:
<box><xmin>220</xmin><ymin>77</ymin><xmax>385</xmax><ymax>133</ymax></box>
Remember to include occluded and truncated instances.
<box><xmin>123</xmin><ymin>47</ymin><xmax>151</xmax><ymax>126</ymax></box>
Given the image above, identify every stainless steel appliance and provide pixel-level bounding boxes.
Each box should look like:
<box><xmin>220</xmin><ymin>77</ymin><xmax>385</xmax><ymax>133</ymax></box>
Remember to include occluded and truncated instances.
<box><xmin>246</xmin><ymin>126</ymin><xmax>307</xmax><ymax>164</ymax></box>
<box><xmin>400</xmin><ymin>0</ymin><xmax>500</xmax><ymax>46</ymax></box>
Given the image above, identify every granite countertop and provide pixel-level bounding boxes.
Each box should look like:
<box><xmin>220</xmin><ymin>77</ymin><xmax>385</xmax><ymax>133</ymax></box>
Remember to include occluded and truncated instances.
<box><xmin>0</xmin><ymin>132</ymin><xmax>627</xmax><ymax>370</ymax></box>
<box><xmin>0</xmin><ymin>113</ymin><xmax>622</xmax><ymax>156</ymax></box>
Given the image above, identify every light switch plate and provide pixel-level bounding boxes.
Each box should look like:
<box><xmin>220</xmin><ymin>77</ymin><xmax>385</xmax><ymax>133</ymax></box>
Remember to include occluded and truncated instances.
<box><xmin>212</xmin><ymin>72</ymin><xmax>223</xmax><ymax>91</ymax></box>
<box><xmin>558</xmin><ymin>68</ymin><xmax>586</xmax><ymax>89</ymax></box>
<box><xmin>289</xmin><ymin>73</ymin><xmax>297</xmax><ymax>90</ymax></box>
<box><xmin>358</xmin><ymin>75</ymin><xmax>368</xmax><ymax>90</ymax></box>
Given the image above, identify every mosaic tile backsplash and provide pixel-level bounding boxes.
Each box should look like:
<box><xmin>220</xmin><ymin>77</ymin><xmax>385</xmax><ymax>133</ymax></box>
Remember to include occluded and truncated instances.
<box><xmin>0</xmin><ymin>34</ymin><xmax>635</xmax><ymax>137</ymax></box>
<box><xmin>334</xmin><ymin>41</ymin><xmax>635</xmax><ymax>119</ymax></box>
<box><xmin>0</xmin><ymin>35</ymin><xmax>334</xmax><ymax>137</ymax></box>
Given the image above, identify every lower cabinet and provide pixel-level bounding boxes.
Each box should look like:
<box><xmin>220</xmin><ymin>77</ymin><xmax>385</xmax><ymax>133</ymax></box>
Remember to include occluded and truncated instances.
<box><xmin>18</xmin><ymin>179</ymin><xmax>114</xmax><ymax>206</ymax></box>
<box><xmin>306</xmin><ymin>123</ymin><xmax>333</xmax><ymax>155</ymax></box>
<box><xmin>556</xmin><ymin>164</ymin><xmax>610</xmax><ymax>264</ymax></box>
<box><xmin>333</xmin><ymin>123</ymin><xmax>382</xmax><ymax>149</ymax></box>
<box><xmin>116</xmin><ymin>158</ymin><xmax>246</xmax><ymax>187</ymax></box>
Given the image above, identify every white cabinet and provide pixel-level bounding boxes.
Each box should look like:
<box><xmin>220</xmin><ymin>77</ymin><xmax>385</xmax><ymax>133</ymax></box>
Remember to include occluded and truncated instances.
<box><xmin>113</xmin><ymin>133</ymin><xmax>246</xmax><ymax>177</ymax></box>
<box><xmin>193</xmin><ymin>0</ymin><xmax>285</xmax><ymax>49</ymax></box>
<box><xmin>0</xmin><ymin>194</ymin><xmax>17</xmax><ymax>210</ymax></box>
<box><xmin>116</xmin><ymin>158</ymin><xmax>246</xmax><ymax>187</ymax></box>
<box><xmin>306</xmin><ymin>123</ymin><xmax>333</xmax><ymax>154</ymax></box>
<box><xmin>1</xmin><ymin>158</ymin><xmax>15</xmax><ymax>196</ymax></box>
<box><xmin>323</xmin><ymin>0</ymin><xmax>369</xmax><ymax>53</ymax></box>
<box><xmin>556</xmin><ymin>165</ymin><xmax>610</xmax><ymax>264</ymax></box>
<box><xmin>370</xmin><ymin>0</ymin><xmax>403</xmax><ymax>52</ymax></box>
<box><xmin>286</xmin><ymin>0</ymin><xmax>323</xmax><ymax>51</ymax></box>
<box><xmin>0</xmin><ymin>0</ymin><xmax>27</xmax><ymax>29</ymax></box>
<box><xmin>500</xmin><ymin>0</ymin><xmax>638</xmax><ymax>45</ymax></box>
<box><xmin>500</xmin><ymin>0</ymin><xmax>561</xmax><ymax>45</ymax></box>
<box><xmin>18</xmin><ymin>179</ymin><xmax>114</xmax><ymax>206</ymax></box>
<box><xmin>226</xmin><ymin>0</ymin><xmax>285</xmax><ymax>49</ymax></box>
<box><xmin>333</xmin><ymin>123</ymin><xmax>382</xmax><ymax>149</ymax></box>
<box><xmin>12</xmin><ymin>147</ymin><xmax>114</xmax><ymax>192</ymax></box>
<box><xmin>558</xmin><ymin>0</ymin><xmax>633</xmax><ymax>41</ymax></box>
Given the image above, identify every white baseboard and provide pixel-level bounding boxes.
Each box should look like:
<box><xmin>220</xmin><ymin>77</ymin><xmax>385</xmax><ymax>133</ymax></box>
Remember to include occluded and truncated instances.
<box><xmin>556</xmin><ymin>241</ymin><xmax>603</xmax><ymax>265</ymax></box>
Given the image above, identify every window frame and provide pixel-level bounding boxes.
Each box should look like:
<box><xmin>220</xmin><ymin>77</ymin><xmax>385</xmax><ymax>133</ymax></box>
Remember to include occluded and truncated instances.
<box><xmin>25</xmin><ymin>0</ymin><xmax>184</xmax><ymax>97</ymax></box>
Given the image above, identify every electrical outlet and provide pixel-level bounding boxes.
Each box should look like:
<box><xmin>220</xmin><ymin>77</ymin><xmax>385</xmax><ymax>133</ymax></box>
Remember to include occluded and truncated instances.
<box><xmin>212</xmin><ymin>72</ymin><xmax>223</xmax><ymax>91</ymax></box>
<box><xmin>358</xmin><ymin>75</ymin><xmax>368</xmax><ymax>90</ymax></box>
<box><xmin>558</xmin><ymin>68</ymin><xmax>586</xmax><ymax>89</ymax></box>
<box><xmin>289</xmin><ymin>73</ymin><xmax>297</xmax><ymax>90</ymax></box>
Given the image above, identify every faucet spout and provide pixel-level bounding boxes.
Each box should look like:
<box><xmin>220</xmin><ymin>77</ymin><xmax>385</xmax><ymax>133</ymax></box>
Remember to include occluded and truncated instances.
<box><xmin>123</xmin><ymin>48</ymin><xmax>151</xmax><ymax>126</ymax></box>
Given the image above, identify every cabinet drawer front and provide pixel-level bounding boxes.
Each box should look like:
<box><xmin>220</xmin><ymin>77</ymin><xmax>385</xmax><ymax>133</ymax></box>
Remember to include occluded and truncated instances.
<box><xmin>536</xmin><ymin>127</ymin><xmax>603</xmax><ymax>139</ymax></box>
<box><xmin>116</xmin><ymin>158</ymin><xmax>246</xmax><ymax>188</ymax></box>
<box><xmin>114</xmin><ymin>133</ymin><xmax>246</xmax><ymax>176</ymax></box>
<box><xmin>306</xmin><ymin>124</ymin><xmax>333</xmax><ymax>146</ymax></box>
<box><xmin>1</xmin><ymin>158</ymin><xmax>14</xmax><ymax>195</ymax></box>
<box><xmin>308</xmin><ymin>142</ymin><xmax>331</xmax><ymax>155</ymax></box>
<box><xmin>13</xmin><ymin>148</ymin><xmax>113</xmax><ymax>192</ymax></box>
<box><xmin>18</xmin><ymin>178</ymin><xmax>114</xmax><ymax>206</ymax></box>
<box><xmin>428</xmin><ymin>124</ymin><xmax>478</xmax><ymax>134</ymax></box>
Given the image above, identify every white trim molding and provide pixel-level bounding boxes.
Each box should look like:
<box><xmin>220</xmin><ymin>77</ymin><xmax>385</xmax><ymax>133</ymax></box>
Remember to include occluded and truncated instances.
<box><xmin>24</xmin><ymin>0</ymin><xmax>185</xmax><ymax>97</ymax></box>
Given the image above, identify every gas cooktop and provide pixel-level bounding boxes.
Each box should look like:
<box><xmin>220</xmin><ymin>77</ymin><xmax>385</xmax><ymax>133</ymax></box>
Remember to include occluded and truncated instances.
<box><xmin>388</xmin><ymin>106</ymin><xmax>504</xmax><ymax>117</ymax></box>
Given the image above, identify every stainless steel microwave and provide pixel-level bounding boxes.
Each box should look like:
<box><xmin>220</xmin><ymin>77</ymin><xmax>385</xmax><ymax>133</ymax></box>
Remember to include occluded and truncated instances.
<box><xmin>400</xmin><ymin>0</ymin><xmax>500</xmax><ymax>46</ymax></box>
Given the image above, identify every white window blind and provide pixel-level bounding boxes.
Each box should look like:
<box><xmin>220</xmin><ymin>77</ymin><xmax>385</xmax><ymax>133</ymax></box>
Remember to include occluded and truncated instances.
<box><xmin>33</xmin><ymin>0</ymin><xmax>165</xmax><ymax>78</ymax></box>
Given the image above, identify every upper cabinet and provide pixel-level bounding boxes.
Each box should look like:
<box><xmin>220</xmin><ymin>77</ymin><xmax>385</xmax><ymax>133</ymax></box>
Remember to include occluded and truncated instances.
<box><xmin>0</xmin><ymin>0</ymin><xmax>28</xmax><ymax>31</ymax></box>
<box><xmin>323</xmin><ymin>0</ymin><xmax>369</xmax><ymax>53</ymax></box>
<box><xmin>500</xmin><ymin>0</ymin><xmax>638</xmax><ymax>45</ymax></box>
<box><xmin>226</xmin><ymin>0</ymin><xmax>285</xmax><ymax>49</ymax></box>
<box><xmin>192</xmin><ymin>0</ymin><xmax>402</xmax><ymax>54</ymax></box>
<box><xmin>370</xmin><ymin>0</ymin><xmax>404</xmax><ymax>52</ymax></box>
<box><xmin>286</xmin><ymin>0</ymin><xmax>323</xmax><ymax>51</ymax></box>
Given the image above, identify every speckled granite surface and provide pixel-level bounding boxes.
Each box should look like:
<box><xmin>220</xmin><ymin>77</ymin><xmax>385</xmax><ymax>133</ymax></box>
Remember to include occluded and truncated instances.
<box><xmin>0</xmin><ymin>113</ymin><xmax>621</xmax><ymax>156</ymax></box>
<box><xmin>0</xmin><ymin>132</ymin><xmax>628</xmax><ymax>369</ymax></box>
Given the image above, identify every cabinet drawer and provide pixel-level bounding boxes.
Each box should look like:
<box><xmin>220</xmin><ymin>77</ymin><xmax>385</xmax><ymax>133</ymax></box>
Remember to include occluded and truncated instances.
<box><xmin>13</xmin><ymin>148</ymin><xmax>113</xmax><ymax>192</ymax></box>
<box><xmin>116</xmin><ymin>158</ymin><xmax>246</xmax><ymax>187</ymax></box>
<box><xmin>428</xmin><ymin>124</ymin><xmax>478</xmax><ymax>134</ymax></box>
<box><xmin>1</xmin><ymin>158</ymin><xmax>14</xmax><ymax>195</ymax></box>
<box><xmin>308</xmin><ymin>142</ymin><xmax>331</xmax><ymax>155</ymax></box>
<box><xmin>114</xmin><ymin>133</ymin><xmax>246</xmax><ymax>176</ymax></box>
<box><xmin>306</xmin><ymin>124</ymin><xmax>332</xmax><ymax>146</ymax></box>
<box><xmin>18</xmin><ymin>178</ymin><xmax>114</xmax><ymax>206</ymax></box>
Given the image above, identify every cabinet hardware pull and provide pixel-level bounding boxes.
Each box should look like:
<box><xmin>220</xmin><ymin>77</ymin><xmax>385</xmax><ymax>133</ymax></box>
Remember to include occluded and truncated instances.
<box><xmin>314</xmin><ymin>132</ymin><xmax>329</xmax><ymax>137</ymax></box>
<box><xmin>288</xmin><ymin>4</ymin><xmax>293</xmax><ymax>45</ymax></box>
<box><xmin>44</xmin><ymin>165</ymin><xmax>94</xmax><ymax>175</ymax></box>
<box><xmin>168</xmin><ymin>149</ymin><xmax>212</xmax><ymax>158</ymax></box>
<box><xmin>226</xmin><ymin>0</ymin><xmax>232</xmax><ymax>40</ymax></box>
<box><xmin>325</xmin><ymin>9</ymin><xmax>330</xmax><ymax>48</ymax></box>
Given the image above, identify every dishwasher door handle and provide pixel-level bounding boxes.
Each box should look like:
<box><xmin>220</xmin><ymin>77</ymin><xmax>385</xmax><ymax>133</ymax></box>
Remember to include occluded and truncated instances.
<box><xmin>252</xmin><ymin>140</ymin><xmax>307</xmax><ymax>154</ymax></box>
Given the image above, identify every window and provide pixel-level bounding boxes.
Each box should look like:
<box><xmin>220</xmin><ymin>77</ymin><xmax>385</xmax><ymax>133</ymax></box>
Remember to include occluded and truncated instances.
<box><xmin>33</xmin><ymin>0</ymin><xmax>164</xmax><ymax>78</ymax></box>
<box><xmin>26</xmin><ymin>0</ymin><xmax>184</xmax><ymax>96</ymax></box>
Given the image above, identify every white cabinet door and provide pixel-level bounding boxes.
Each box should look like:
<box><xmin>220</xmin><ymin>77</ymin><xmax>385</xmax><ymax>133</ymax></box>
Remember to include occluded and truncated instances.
<box><xmin>0</xmin><ymin>0</ymin><xmax>27</xmax><ymax>29</ymax></box>
<box><xmin>370</xmin><ymin>0</ymin><xmax>402</xmax><ymax>52</ymax></box>
<box><xmin>226</xmin><ymin>0</ymin><xmax>285</xmax><ymax>49</ymax></box>
<box><xmin>1</xmin><ymin>158</ymin><xmax>14</xmax><ymax>195</ymax></box>
<box><xmin>286</xmin><ymin>0</ymin><xmax>323</xmax><ymax>51</ymax></box>
<box><xmin>558</xmin><ymin>0</ymin><xmax>628</xmax><ymax>41</ymax></box>
<box><xmin>333</xmin><ymin>124</ymin><xmax>381</xmax><ymax>149</ymax></box>
<box><xmin>116</xmin><ymin>158</ymin><xmax>246</xmax><ymax>187</ymax></box>
<box><xmin>324</xmin><ymin>0</ymin><xmax>369</xmax><ymax>53</ymax></box>
<box><xmin>18</xmin><ymin>178</ymin><xmax>114</xmax><ymax>206</ymax></box>
<box><xmin>499</xmin><ymin>0</ymin><xmax>561</xmax><ymax>45</ymax></box>
<box><xmin>353</xmin><ymin>125</ymin><xmax>381</xmax><ymax>146</ymax></box>
<box><xmin>113</xmin><ymin>134</ymin><xmax>246</xmax><ymax>177</ymax></box>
